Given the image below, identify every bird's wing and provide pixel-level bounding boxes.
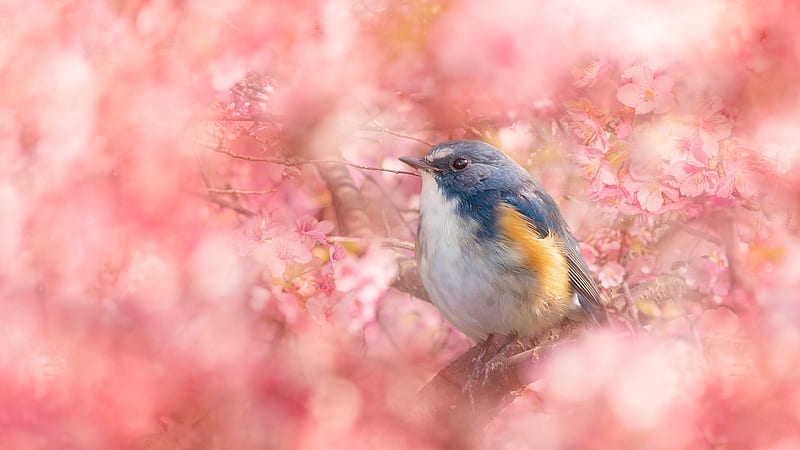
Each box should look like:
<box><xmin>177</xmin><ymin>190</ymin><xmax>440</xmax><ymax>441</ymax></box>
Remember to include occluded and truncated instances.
<box><xmin>502</xmin><ymin>187</ymin><xmax>606</xmax><ymax>325</ymax></box>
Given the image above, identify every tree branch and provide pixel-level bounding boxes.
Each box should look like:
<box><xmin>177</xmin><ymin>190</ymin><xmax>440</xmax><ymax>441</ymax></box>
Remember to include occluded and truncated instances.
<box><xmin>415</xmin><ymin>273</ymin><xmax>688</xmax><ymax>430</ymax></box>
<box><xmin>327</xmin><ymin>236</ymin><xmax>416</xmax><ymax>251</ymax></box>
<box><xmin>316</xmin><ymin>162</ymin><xmax>373</xmax><ymax>239</ymax></box>
<box><xmin>208</xmin><ymin>144</ymin><xmax>419</xmax><ymax>177</ymax></box>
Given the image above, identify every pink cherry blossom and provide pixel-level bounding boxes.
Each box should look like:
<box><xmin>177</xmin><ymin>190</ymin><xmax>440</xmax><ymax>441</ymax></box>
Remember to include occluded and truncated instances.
<box><xmin>586</xmin><ymin>228</ymin><xmax>623</xmax><ymax>262</ymax></box>
<box><xmin>329</xmin><ymin>242</ymin><xmax>347</xmax><ymax>263</ymax></box>
<box><xmin>573</xmin><ymin>146</ymin><xmax>618</xmax><ymax>198</ymax></box>
<box><xmin>297</xmin><ymin>215</ymin><xmax>334</xmax><ymax>243</ymax></box>
<box><xmin>616</xmin><ymin>117</ymin><xmax>633</xmax><ymax>140</ymax></box>
<box><xmin>617</xmin><ymin>65</ymin><xmax>675</xmax><ymax>115</ymax></box>
<box><xmin>579</xmin><ymin>243</ymin><xmax>600</xmax><ymax>269</ymax></box>
<box><xmin>573</xmin><ymin>59</ymin><xmax>605</xmax><ymax>88</ymax></box>
<box><xmin>674</xmin><ymin>131</ymin><xmax>716</xmax><ymax>166</ymax></box>
<box><xmin>566</xmin><ymin>109</ymin><xmax>609</xmax><ymax>150</ymax></box>
<box><xmin>716</xmin><ymin>151</ymin><xmax>765</xmax><ymax>199</ymax></box>
<box><xmin>697</xmin><ymin>97</ymin><xmax>733</xmax><ymax>142</ymax></box>
<box><xmin>628</xmin><ymin>180</ymin><xmax>665</xmax><ymax>212</ymax></box>
<box><xmin>670</xmin><ymin>162</ymin><xmax>720</xmax><ymax>197</ymax></box>
<box><xmin>625</xmin><ymin>255</ymin><xmax>657</xmax><ymax>284</ymax></box>
<box><xmin>598</xmin><ymin>261</ymin><xmax>626</xmax><ymax>288</ymax></box>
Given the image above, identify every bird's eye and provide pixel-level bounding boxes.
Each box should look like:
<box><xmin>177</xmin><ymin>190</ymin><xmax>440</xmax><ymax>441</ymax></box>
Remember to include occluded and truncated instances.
<box><xmin>451</xmin><ymin>158</ymin><xmax>469</xmax><ymax>170</ymax></box>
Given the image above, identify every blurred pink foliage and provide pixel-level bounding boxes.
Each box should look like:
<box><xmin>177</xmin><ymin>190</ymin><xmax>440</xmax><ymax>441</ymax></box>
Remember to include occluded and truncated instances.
<box><xmin>2</xmin><ymin>0</ymin><xmax>800</xmax><ymax>448</ymax></box>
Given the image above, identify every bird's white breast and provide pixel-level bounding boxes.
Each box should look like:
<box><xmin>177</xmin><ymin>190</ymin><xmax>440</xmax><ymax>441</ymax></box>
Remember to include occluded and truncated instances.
<box><xmin>415</xmin><ymin>174</ymin><xmax>565</xmax><ymax>341</ymax></box>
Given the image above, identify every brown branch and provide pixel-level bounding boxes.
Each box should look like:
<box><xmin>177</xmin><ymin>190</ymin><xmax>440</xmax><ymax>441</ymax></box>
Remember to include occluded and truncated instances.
<box><xmin>197</xmin><ymin>193</ymin><xmax>257</xmax><ymax>217</ymax></box>
<box><xmin>209</xmin><ymin>144</ymin><xmax>419</xmax><ymax>177</ymax></box>
<box><xmin>415</xmin><ymin>273</ymin><xmax>689</xmax><ymax>430</ymax></box>
<box><xmin>357</xmin><ymin>169</ymin><xmax>418</xmax><ymax>236</ymax></box>
<box><xmin>316</xmin><ymin>162</ymin><xmax>373</xmax><ymax>239</ymax></box>
<box><xmin>393</xmin><ymin>257</ymin><xmax>430</xmax><ymax>302</ymax></box>
<box><xmin>417</xmin><ymin>321</ymin><xmax>584</xmax><ymax>436</ymax></box>
<box><xmin>720</xmin><ymin>215</ymin><xmax>755</xmax><ymax>296</ymax></box>
<box><xmin>621</xmin><ymin>281</ymin><xmax>641</xmax><ymax>329</ymax></box>
<box><xmin>327</xmin><ymin>236</ymin><xmax>416</xmax><ymax>251</ymax></box>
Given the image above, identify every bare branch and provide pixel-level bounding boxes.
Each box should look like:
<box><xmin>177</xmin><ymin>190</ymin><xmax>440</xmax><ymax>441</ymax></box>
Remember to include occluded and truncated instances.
<box><xmin>327</xmin><ymin>236</ymin><xmax>416</xmax><ymax>251</ymax></box>
<box><xmin>209</xmin><ymin>145</ymin><xmax>420</xmax><ymax>177</ymax></box>
<box><xmin>316</xmin><ymin>162</ymin><xmax>373</xmax><ymax>239</ymax></box>
<box><xmin>363</xmin><ymin>124</ymin><xmax>435</xmax><ymax>147</ymax></box>
<box><xmin>197</xmin><ymin>193</ymin><xmax>257</xmax><ymax>217</ymax></box>
<box><xmin>416</xmin><ymin>274</ymin><xmax>689</xmax><ymax>427</ymax></box>
<box><xmin>206</xmin><ymin>187</ymin><xmax>279</xmax><ymax>195</ymax></box>
<box><xmin>666</xmin><ymin>220</ymin><xmax>723</xmax><ymax>246</ymax></box>
<box><xmin>392</xmin><ymin>258</ymin><xmax>430</xmax><ymax>302</ymax></box>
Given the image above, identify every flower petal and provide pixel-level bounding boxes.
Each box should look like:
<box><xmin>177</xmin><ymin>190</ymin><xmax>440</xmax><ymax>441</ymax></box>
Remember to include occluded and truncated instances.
<box><xmin>617</xmin><ymin>83</ymin><xmax>642</xmax><ymax>108</ymax></box>
<box><xmin>637</xmin><ymin>185</ymin><xmax>664</xmax><ymax>211</ymax></box>
<box><xmin>635</xmin><ymin>100</ymin><xmax>656</xmax><ymax>115</ymax></box>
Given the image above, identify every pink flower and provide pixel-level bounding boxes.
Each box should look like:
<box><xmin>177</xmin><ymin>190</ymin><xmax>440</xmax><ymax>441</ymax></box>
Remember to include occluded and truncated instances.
<box><xmin>616</xmin><ymin>117</ymin><xmax>633</xmax><ymax>140</ymax></box>
<box><xmin>293</xmin><ymin>276</ymin><xmax>319</xmax><ymax>297</ymax></box>
<box><xmin>598</xmin><ymin>262</ymin><xmax>625</xmax><ymax>288</ymax></box>
<box><xmin>684</xmin><ymin>254</ymin><xmax>730</xmax><ymax>301</ymax></box>
<box><xmin>631</xmin><ymin>180</ymin><xmax>665</xmax><ymax>212</ymax></box>
<box><xmin>329</xmin><ymin>243</ymin><xmax>347</xmax><ymax>262</ymax></box>
<box><xmin>274</xmin><ymin>238</ymin><xmax>313</xmax><ymax>264</ymax></box>
<box><xmin>333</xmin><ymin>245</ymin><xmax>398</xmax><ymax>331</ymax></box>
<box><xmin>617</xmin><ymin>65</ymin><xmax>675</xmax><ymax>115</ymax></box>
<box><xmin>674</xmin><ymin>132</ymin><xmax>715</xmax><ymax>166</ymax></box>
<box><xmin>697</xmin><ymin>97</ymin><xmax>732</xmax><ymax>142</ymax></box>
<box><xmin>579</xmin><ymin>243</ymin><xmax>600</xmax><ymax>270</ymax></box>
<box><xmin>297</xmin><ymin>216</ymin><xmax>334</xmax><ymax>243</ymax></box>
<box><xmin>567</xmin><ymin>109</ymin><xmax>608</xmax><ymax>150</ymax></box>
<box><xmin>250</xmin><ymin>223</ymin><xmax>314</xmax><ymax>276</ymax></box>
<box><xmin>716</xmin><ymin>152</ymin><xmax>763</xmax><ymax>199</ymax></box>
<box><xmin>625</xmin><ymin>255</ymin><xmax>657</xmax><ymax>284</ymax></box>
<box><xmin>573</xmin><ymin>59</ymin><xmax>605</xmax><ymax>88</ymax></box>
<box><xmin>574</xmin><ymin>146</ymin><xmax>618</xmax><ymax>198</ymax></box>
<box><xmin>586</xmin><ymin>228</ymin><xmax>623</xmax><ymax>262</ymax></box>
<box><xmin>670</xmin><ymin>162</ymin><xmax>720</xmax><ymax>197</ymax></box>
<box><xmin>623</xmin><ymin>164</ymin><xmax>680</xmax><ymax>214</ymax></box>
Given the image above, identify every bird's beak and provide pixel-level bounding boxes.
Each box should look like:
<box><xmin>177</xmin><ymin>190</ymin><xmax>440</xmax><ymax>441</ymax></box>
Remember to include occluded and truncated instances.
<box><xmin>399</xmin><ymin>156</ymin><xmax>439</xmax><ymax>173</ymax></box>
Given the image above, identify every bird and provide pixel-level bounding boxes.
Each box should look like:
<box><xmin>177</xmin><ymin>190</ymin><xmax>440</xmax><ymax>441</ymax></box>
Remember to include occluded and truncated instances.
<box><xmin>399</xmin><ymin>140</ymin><xmax>605</xmax><ymax>361</ymax></box>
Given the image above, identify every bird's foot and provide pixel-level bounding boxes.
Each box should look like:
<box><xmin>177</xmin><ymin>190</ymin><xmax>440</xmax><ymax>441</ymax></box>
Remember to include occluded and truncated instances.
<box><xmin>463</xmin><ymin>335</ymin><xmax>495</xmax><ymax>402</ymax></box>
<box><xmin>480</xmin><ymin>337</ymin><xmax>520</xmax><ymax>388</ymax></box>
<box><xmin>463</xmin><ymin>334</ymin><xmax>520</xmax><ymax>405</ymax></box>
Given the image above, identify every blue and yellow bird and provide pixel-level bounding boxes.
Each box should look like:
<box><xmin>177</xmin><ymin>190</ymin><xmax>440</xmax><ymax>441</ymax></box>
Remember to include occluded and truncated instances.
<box><xmin>400</xmin><ymin>140</ymin><xmax>604</xmax><ymax>350</ymax></box>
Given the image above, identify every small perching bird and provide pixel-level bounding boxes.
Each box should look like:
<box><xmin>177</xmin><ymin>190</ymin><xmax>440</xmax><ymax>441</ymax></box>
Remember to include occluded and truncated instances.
<box><xmin>400</xmin><ymin>140</ymin><xmax>605</xmax><ymax>358</ymax></box>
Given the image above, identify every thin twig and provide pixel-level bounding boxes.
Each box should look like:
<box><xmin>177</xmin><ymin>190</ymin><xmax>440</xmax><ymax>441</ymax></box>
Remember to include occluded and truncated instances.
<box><xmin>198</xmin><ymin>193</ymin><xmax>257</xmax><ymax>217</ymax></box>
<box><xmin>327</xmin><ymin>236</ymin><xmax>416</xmax><ymax>251</ymax></box>
<box><xmin>720</xmin><ymin>215</ymin><xmax>755</xmax><ymax>297</ymax></box>
<box><xmin>358</xmin><ymin>169</ymin><xmax>417</xmax><ymax>236</ymax></box>
<box><xmin>621</xmin><ymin>281</ymin><xmax>641</xmax><ymax>328</ymax></box>
<box><xmin>209</xmin><ymin>145</ymin><xmax>420</xmax><ymax>177</ymax></box>
<box><xmin>206</xmin><ymin>187</ymin><xmax>279</xmax><ymax>195</ymax></box>
<box><xmin>364</xmin><ymin>124</ymin><xmax>434</xmax><ymax>147</ymax></box>
<box><xmin>193</xmin><ymin>113</ymin><xmax>285</xmax><ymax>122</ymax></box>
<box><xmin>505</xmin><ymin>340</ymin><xmax>561</xmax><ymax>366</ymax></box>
<box><xmin>667</xmin><ymin>221</ymin><xmax>723</xmax><ymax>246</ymax></box>
<box><xmin>192</xmin><ymin>142</ymin><xmax>256</xmax><ymax>220</ymax></box>
<box><xmin>673</xmin><ymin>292</ymin><xmax>707</xmax><ymax>363</ymax></box>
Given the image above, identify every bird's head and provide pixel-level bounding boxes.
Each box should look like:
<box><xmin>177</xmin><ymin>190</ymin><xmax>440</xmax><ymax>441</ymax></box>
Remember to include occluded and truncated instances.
<box><xmin>399</xmin><ymin>140</ymin><xmax>529</xmax><ymax>202</ymax></box>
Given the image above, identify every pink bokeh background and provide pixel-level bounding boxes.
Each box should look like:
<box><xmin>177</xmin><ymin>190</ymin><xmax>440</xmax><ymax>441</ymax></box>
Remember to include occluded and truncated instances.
<box><xmin>2</xmin><ymin>0</ymin><xmax>800</xmax><ymax>448</ymax></box>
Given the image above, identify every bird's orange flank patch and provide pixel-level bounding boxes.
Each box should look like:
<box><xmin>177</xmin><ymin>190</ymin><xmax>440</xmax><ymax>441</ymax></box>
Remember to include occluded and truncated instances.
<box><xmin>496</xmin><ymin>204</ymin><xmax>571</xmax><ymax>300</ymax></box>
